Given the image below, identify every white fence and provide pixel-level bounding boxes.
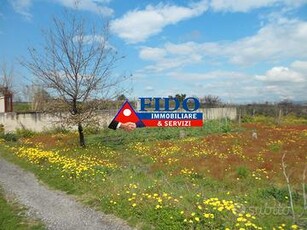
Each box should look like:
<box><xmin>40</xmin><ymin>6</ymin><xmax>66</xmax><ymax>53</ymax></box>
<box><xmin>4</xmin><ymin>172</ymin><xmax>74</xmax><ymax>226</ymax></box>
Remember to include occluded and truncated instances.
<box><xmin>0</xmin><ymin>108</ymin><xmax>237</xmax><ymax>132</ymax></box>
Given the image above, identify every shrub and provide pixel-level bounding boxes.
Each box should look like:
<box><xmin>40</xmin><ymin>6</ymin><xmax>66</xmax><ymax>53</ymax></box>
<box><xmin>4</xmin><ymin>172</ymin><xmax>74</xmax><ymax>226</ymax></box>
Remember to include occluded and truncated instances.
<box><xmin>16</xmin><ymin>128</ymin><xmax>35</xmax><ymax>138</ymax></box>
<box><xmin>43</xmin><ymin>126</ymin><xmax>70</xmax><ymax>134</ymax></box>
<box><xmin>236</xmin><ymin>166</ymin><xmax>250</xmax><ymax>179</ymax></box>
<box><xmin>259</xmin><ymin>187</ymin><xmax>299</xmax><ymax>203</ymax></box>
<box><xmin>2</xmin><ymin>133</ymin><xmax>18</xmax><ymax>142</ymax></box>
<box><xmin>241</xmin><ymin>115</ymin><xmax>253</xmax><ymax>123</ymax></box>
<box><xmin>282</xmin><ymin>114</ymin><xmax>307</xmax><ymax>125</ymax></box>
<box><xmin>0</xmin><ymin>124</ymin><xmax>4</xmax><ymax>135</ymax></box>
<box><xmin>253</xmin><ymin>115</ymin><xmax>275</xmax><ymax>124</ymax></box>
<box><xmin>241</xmin><ymin>115</ymin><xmax>275</xmax><ymax>124</ymax></box>
<box><xmin>84</xmin><ymin>125</ymin><xmax>101</xmax><ymax>135</ymax></box>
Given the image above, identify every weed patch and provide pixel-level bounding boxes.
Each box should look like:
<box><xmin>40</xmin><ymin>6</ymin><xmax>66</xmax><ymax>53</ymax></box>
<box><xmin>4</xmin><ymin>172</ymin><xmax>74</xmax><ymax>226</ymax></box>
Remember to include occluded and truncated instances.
<box><xmin>1</xmin><ymin>122</ymin><xmax>306</xmax><ymax>229</ymax></box>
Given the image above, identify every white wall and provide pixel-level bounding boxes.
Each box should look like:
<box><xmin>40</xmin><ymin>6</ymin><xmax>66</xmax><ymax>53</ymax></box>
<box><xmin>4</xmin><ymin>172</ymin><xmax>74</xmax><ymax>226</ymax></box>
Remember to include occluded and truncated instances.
<box><xmin>0</xmin><ymin>108</ymin><xmax>237</xmax><ymax>133</ymax></box>
<box><xmin>0</xmin><ymin>97</ymin><xmax>5</xmax><ymax>113</ymax></box>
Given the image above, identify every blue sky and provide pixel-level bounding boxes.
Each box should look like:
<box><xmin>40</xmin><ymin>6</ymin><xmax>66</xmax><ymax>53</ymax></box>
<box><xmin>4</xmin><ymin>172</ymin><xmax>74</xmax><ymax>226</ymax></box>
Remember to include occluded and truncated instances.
<box><xmin>1</xmin><ymin>0</ymin><xmax>307</xmax><ymax>103</ymax></box>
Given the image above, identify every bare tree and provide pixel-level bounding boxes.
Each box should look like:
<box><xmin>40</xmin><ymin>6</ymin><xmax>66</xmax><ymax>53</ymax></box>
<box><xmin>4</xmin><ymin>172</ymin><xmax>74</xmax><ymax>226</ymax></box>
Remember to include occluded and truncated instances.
<box><xmin>202</xmin><ymin>95</ymin><xmax>222</xmax><ymax>108</ymax></box>
<box><xmin>22</xmin><ymin>10</ymin><xmax>126</xmax><ymax>147</ymax></box>
<box><xmin>0</xmin><ymin>61</ymin><xmax>14</xmax><ymax>91</ymax></box>
<box><xmin>33</xmin><ymin>87</ymin><xmax>51</xmax><ymax>111</ymax></box>
<box><xmin>23</xmin><ymin>84</ymin><xmax>51</xmax><ymax>111</ymax></box>
<box><xmin>278</xmin><ymin>99</ymin><xmax>294</xmax><ymax>116</ymax></box>
<box><xmin>116</xmin><ymin>94</ymin><xmax>127</xmax><ymax>101</ymax></box>
<box><xmin>175</xmin><ymin>94</ymin><xmax>187</xmax><ymax>103</ymax></box>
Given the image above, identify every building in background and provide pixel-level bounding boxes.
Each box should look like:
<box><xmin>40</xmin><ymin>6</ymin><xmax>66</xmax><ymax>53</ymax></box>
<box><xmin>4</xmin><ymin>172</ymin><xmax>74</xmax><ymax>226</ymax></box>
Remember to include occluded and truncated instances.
<box><xmin>0</xmin><ymin>87</ymin><xmax>13</xmax><ymax>113</ymax></box>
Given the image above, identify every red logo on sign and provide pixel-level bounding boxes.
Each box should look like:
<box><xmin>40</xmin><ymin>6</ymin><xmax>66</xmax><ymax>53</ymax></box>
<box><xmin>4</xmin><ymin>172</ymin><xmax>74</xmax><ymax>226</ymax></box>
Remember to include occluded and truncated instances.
<box><xmin>113</xmin><ymin>101</ymin><xmax>142</xmax><ymax>124</ymax></box>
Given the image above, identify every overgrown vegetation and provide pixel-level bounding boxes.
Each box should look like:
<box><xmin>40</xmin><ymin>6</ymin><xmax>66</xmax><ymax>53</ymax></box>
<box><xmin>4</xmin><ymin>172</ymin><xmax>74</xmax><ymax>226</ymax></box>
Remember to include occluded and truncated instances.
<box><xmin>96</xmin><ymin>119</ymin><xmax>233</xmax><ymax>147</ymax></box>
<box><xmin>0</xmin><ymin>117</ymin><xmax>306</xmax><ymax>229</ymax></box>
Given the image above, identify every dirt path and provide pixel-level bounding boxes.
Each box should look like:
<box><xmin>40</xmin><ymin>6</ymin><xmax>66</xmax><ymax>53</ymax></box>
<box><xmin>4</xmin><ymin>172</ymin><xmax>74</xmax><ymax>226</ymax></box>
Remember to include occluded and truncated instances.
<box><xmin>0</xmin><ymin>156</ymin><xmax>132</xmax><ymax>230</ymax></box>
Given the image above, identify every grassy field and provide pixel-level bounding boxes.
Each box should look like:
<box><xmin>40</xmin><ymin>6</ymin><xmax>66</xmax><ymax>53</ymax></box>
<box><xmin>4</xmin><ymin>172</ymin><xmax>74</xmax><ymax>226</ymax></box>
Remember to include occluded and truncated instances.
<box><xmin>0</xmin><ymin>118</ymin><xmax>306</xmax><ymax>230</ymax></box>
<box><xmin>0</xmin><ymin>188</ymin><xmax>44</xmax><ymax>230</ymax></box>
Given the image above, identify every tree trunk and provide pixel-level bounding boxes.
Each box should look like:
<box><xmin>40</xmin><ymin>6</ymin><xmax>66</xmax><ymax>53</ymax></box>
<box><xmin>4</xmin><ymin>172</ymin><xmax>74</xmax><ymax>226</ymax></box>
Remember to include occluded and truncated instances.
<box><xmin>78</xmin><ymin>122</ymin><xmax>85</xmax><ymax>147</ymax></box>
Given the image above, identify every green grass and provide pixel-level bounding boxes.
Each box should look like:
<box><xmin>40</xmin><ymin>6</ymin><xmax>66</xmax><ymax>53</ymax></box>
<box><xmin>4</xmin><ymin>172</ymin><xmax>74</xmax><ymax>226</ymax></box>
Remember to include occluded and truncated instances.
<box><xmin>1</xmin><ymin>120</ymin><xmax>306</xmax><ymax>229</ymax></box>
<box><xmin>13</xmin><ymin>102</ymin><xmax>32</xmax><ymax>113</ymax></box>
<box><xmin>0</xmin><ymin>188</ymin><xmax>45</xmax><ymax>230</ymax></box>
<box><xmin>89</xmin><ymin>119</ymin><xmax>234</xmax><ymax>148</ymax></box>
<box><xmin>236</xmin><ymin>166</ymin><xmax>250</xmax><ymax>179</ymax></box>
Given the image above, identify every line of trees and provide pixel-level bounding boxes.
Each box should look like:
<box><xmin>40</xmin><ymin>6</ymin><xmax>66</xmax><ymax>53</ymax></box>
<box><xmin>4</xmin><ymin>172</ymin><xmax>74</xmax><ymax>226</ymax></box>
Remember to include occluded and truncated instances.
<box><xmin>238</xmin><ymin>101</ymin><xmax>307</xmax><ymax>118</ymax></box>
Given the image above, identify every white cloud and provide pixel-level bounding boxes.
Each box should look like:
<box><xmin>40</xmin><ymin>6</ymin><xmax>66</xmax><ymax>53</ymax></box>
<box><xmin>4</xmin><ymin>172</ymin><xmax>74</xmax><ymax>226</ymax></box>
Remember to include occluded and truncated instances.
<box><xmin>110</xmin><ymin>1</ymin><xmax>208</xmax><ymax>44</ymax></box>
<box><xmin>168</xmin><ymin>71</ymin><xmax>246</xmax><ymax>81</ymax></box>
<box><xmin>224</xmin><ymin>18</ymin><xmax>307</xmax><ymax>65</ymax></box>
<box><xmin>290</xmin><ymin>60</ymin><xmax>307</xmax><ymax>72</ymax></box>
<box><xmin>135</xmin><ymin>69</ymin><xmax>258</xmax><ymax>102</ymax></box>
<box><xmin>10</xmin><ymin>0</ymin><xmax>32</xmax><ymax>19</ymax></box>
<box><xmin>138</xmin><ymin>17</ymin><xmax>307</xmax><ymax>72</ymax></box>
<box><xmin>54</xmin><ymin>0</ymin><xmax>113</xmax><ymax>16</ymax></box>
<box><xmin>173</xmin><ymin>66</ymin><xmax>307</xmax><ymax>102</ymax></box>
<box><xmin>261</xmin><ymin>85</ymin><xmax>297</xmax><ymax>100</ymax></box>
<box><xmin>139</xmin><ymin>47</ymin><xmax>166</xmax><ymax>61</ymax></box>
<box><xmin>254</xmin><ymin>61</ymin><xmax>307</xmax><ymax>100</ymax></box>
<box><xmin>179</xmin><ymin>75</ymin><xmax>260</xmax><ymax>103</ymax></box>
<box><xmin>210</xmin><ymin>0</ymin><xmax>277</xmax><ymax>12</ymax></box>
<box><xmin>135</xmin><ymin>66</ymin><xmax>307</xmax><ymax>102</ymax></box>
<box><xmin>139</xmin><ymin>43</ymin><xmax>203</xmax><ymax>69</ymax></box>
<box><xmin>164</xmin><ymin>42</ymin><xmax>200</xmax><ymax>55</ymax></box>
<box><xmin>10</xmin><ymin>0</ymin><xmax>113</xmax><ymax>18</ymax></box>
<box><xmin>145</xmin><ymin>86</ymin><xmax>154</xmax><ymax>92</ymax></box>
<box><xmin>141</xmin><ymin>58</ymin><xmax>199</xmax><ymax>73</ymax></box>
<box><xmin>209</xmin><ymin>0</ymin><xmax>307</xmax><ymax>12</ymax></box>
<box><xmin>139</xmin><ymin>42</ymin><xmax>203</xmax><ymax>72</ymax></box>
<box><xmin>269</xmin><ymin>87</ymin><xmax>305</xmax><ymax>101</ymax></box>
<box><xmin>255</xmin><ymin>66</ymin><xmax>305</xmax><ymax>82</ymax></box>
<box><xmin>141</xmin><ymin>54</ymin><xmax>202</xmax><ymax>73</ymax></box>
